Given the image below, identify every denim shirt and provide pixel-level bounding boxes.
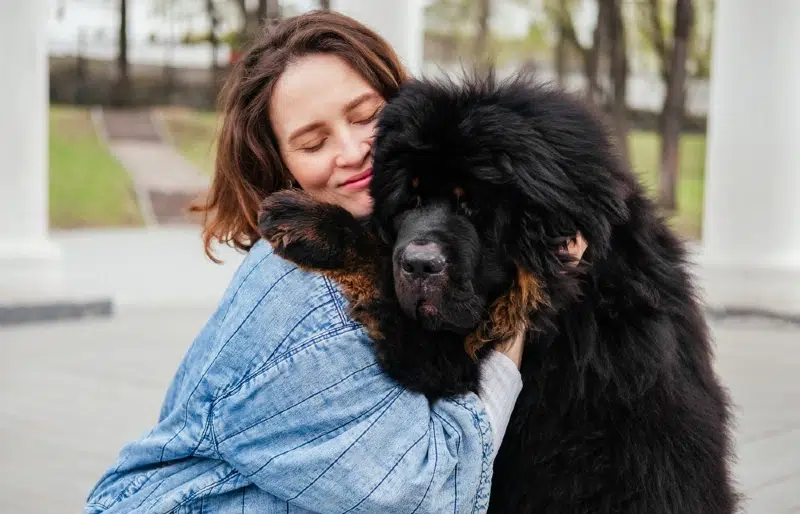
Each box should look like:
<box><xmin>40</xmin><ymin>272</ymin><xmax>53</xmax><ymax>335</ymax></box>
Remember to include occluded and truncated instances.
<box><xmin>84</xmin><ymin>239</ymin><xmax>495</xmax><ymax>514</ymax></box>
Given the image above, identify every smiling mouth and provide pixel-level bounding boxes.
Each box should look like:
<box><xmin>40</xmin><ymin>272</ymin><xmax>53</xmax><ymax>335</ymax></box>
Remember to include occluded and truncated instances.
<box><xmin>341</xmin><ymin>168</ymin><xmax>373</xmax><ymax>190</ymax></box>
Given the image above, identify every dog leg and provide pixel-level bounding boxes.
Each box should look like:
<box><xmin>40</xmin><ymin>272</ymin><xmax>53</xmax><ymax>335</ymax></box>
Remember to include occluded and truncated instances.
<box><xmin>258</xmin><ymin>189</ymin><xmax>377</xmax><ymax>271</ymax></box>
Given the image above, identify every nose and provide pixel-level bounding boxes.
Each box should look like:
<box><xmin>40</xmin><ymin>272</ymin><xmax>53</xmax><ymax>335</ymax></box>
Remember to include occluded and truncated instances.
<box><xmin>401</xmin><ymin>242</ymin><xmax>446</xmax><ymax>277</ymax></box>
<box><xmin>335</xmin><ymin>131</ymin><xmax>370</xmax><ymax>168</ymax></box>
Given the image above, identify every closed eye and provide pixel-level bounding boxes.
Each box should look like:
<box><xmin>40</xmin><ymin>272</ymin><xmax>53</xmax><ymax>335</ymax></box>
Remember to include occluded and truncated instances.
<box><xmin>301</xmin><ymin>139</ymin><xmax>326</xmax><ymax>152</ymax></box>
<box><xmin>354</xmin><ymin>107</ymin><xmax>382</xmax><ymax>125</ymax></box>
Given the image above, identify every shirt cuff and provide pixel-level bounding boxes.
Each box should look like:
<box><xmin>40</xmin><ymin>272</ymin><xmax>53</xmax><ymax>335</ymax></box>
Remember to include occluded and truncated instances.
<box><xmin>477</xmin><ymin>350</ymin><xmax>524</xmax><ymax>459</ymax></box>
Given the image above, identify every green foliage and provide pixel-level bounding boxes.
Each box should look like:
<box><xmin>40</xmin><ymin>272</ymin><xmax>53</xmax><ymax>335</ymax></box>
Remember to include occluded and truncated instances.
<box><xmin>629</xmin><ymin>131</ymin><xmax>706</xmax><ymax>238</ymax></box>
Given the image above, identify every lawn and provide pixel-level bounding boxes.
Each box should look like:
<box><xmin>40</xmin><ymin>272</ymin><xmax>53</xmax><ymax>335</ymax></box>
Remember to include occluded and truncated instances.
<box><xmin>161</xmin><ymin>109</ymin><xmax>707</xmax><ymax>240</ymax></box>
<box><xmin>49</xmin><ymin>105</ymin><xmax>143</xmax><ymax>228</ymax></box>
<box><xmin>628</xmin><ymin>132</ymin><xmax>706</xmax><ymax>240</ymax></box>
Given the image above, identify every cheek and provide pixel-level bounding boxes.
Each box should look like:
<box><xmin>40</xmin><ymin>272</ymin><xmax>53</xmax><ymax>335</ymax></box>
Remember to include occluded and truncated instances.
<box><xmin>284</xmin><ymin>151</ymin><xmax>334</xmax><ymax>192</ymax></box>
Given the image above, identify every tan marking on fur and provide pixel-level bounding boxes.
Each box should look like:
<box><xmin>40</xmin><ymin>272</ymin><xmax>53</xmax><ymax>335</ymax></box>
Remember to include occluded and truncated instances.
<box><xmin>465</xmin><ymin>266</ymin><xmax>547</xmax><ymax>359</ymax></box>
<box><xmin>453</xmin><ymin>186</ymin><xmax>465</xmax><ymax>198</ymax></box>
<box><xmin>325</xmin><ymin>268</ymin><xmax>384</xmax><ymax>340</ymax></box>
<box><xmin>411</xmin><ymin>177</ymin><xmax>419</xmax><ymax>188</ymax></box>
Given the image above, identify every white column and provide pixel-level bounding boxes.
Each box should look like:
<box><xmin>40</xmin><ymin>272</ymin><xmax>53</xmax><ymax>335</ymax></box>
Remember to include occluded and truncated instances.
<box><xmin>331</xmin><ymin>0</ymin><xmax>424</xmax><ymax>77</ymax></box>
<box><xmin>0</xmin><ymin>0</ymin><xmax>61</xmax><ymax>294</ymax></box>
<box><xmin>700</xmin><ymin>0</ymin><xmax>800</xmax><ymax>313</ymax></box>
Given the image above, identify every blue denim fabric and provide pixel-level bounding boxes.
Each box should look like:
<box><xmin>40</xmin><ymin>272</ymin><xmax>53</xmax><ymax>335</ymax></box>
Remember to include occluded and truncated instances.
<box><xmin>84</xmin><ymin>239</ymin><xmax>495</xmax><ymax>514</ymax></box>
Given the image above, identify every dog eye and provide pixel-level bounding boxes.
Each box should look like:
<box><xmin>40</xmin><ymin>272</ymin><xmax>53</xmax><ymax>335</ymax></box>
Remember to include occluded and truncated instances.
<box><xmin>458</xmin><ymin>201</ymin><xmax>477</xmax><ymax>217</ymax></box>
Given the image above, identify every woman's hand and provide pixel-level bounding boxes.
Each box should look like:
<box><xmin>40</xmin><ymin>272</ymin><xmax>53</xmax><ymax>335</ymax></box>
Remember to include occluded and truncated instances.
<box><xmin>559</xmin><ymin>231</ymin><xmax>588</xmax><ymax>267</ymax></box>
<box><xmin>495</xmin><ymin>327</ymin><xmax>526</xmax><ymax>368</ymax></box>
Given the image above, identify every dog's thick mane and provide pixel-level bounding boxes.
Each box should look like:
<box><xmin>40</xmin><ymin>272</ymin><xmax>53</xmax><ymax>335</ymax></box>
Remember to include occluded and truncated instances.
<box><xmin>258</xmin><ymin>71</ymin><xmax>738</xmax><ymax>513</ymax></box>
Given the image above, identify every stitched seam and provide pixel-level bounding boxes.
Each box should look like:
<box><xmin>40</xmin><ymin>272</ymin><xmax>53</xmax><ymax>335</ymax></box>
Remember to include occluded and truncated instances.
<box><xmin>158</xmin><ymin>267</ymin><xmax>298</xmax><ymax>463</ymax></box>
<box><xmin>245</xmin><ymin>387</ymin><xmax>401</xmax><ymax>478</ymax></box>
<box><xmin>215</xmin><ymin>302</ymin><xmax>348</xmax><ymax>401</ymax></box>
<box><xmin>323</xmin><ymin>275</ymin><xmax>348</xmax><ymax>325</ymax></box>
<box><xmin>132</xmin><ymin>470</ymin><xmax>171</xmax><ymax>511</ymax></box>
<box><xmin>215</xmin><ymin>361</ymin><xmax>378</xmax><ymax>444</ymax></box>
<box><xmin>106</xmin><ymin>468</ymin><xmax>160</xmax><ymax>507</ymax></box>
<box><xmin>342</xmin><ymin>429</ymin><xmax>429</xmax><ymax>513</ymax></box>
<box><xmin>166</xmin><ymin>470</ymin><xmax>239</xmax><ymax>512</ymax></box>
<box><xmin>287</xmin><ymin>389</ymin><xmax>403</xmax><ymax>502</ymax></box>
<box><xmin>451</xmin><ymin>399</ymin><xmax>493</xmax><ymax>514</ymax></box>
<box><xmin>219</xmin><ymin>248</ymin><xmax>274</xmax><ymax>326</ymax></box>
<box><xmin>411</xmin><ymin>419</ymin><xmax>439</xmax><ymax>514</ymax></box>
<box><xmin>432</xmin><ymin>410</ymin><xmax>462</xmax><ymax>514</ymax></box>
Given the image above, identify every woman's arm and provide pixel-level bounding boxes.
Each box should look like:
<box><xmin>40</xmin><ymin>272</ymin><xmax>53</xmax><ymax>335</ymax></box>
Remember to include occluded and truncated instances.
<box><xmin>211</xmin><ymin>320</ymin><xmax>500</xmax><ymax>514</ymax></box>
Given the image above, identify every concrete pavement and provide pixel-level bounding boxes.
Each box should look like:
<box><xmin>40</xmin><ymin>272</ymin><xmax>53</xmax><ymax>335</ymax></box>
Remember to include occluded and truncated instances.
<box><xmin>1</xmin><ymin>310</ymin><xmax>798</xmax><ymax>513</ymax></box>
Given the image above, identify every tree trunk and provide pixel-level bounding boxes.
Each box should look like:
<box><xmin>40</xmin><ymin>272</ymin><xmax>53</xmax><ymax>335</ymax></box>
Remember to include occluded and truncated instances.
<box><xmin>319</xmin><ymin>0</ymin><xmax>331</xmax><ymax>9</ymax></box>
<box><xmin>555</xmin><ymin>24</ymin><xmax>567</xmax><ymax>86</ymax></box>
<box><xmin>265</xmin><ymin>0</ymin><xmax>280</xmax><ymax>23</ymax></box>
<box><xmin>584</xmin><ymin>0</ymin><xmax>608</xmax><ymax>105</ymax></box>
<box><xmin>113</xmin><ymin>0</ymin><xmax>130</xmax><ymax>107</ymax></box>
<box><xmin>257</xmin><ymin>0</ymin><xmax>268</xmax><ymax>22</ymax></box>
<box><xmin>206</xmin><ymin>0</ymin><xmax>219</xmax><ymax>105</ymax></box>
<box><xmin>658</xmin><ymin>0</ymin><xmax>694</xmax><ymax>211</ymax></box>
<box><xmin>475</xmin><ymin>0</ymin><xmax>491</xmax><ymax>71</ymax></box>
<box><xmin>607</xmin><ymin>0</ymin><xmax>629</xmax><ymax>164</ymax></box>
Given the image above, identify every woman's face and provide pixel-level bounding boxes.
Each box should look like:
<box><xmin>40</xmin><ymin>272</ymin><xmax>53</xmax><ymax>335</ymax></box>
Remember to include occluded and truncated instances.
<box><xmin>270</xmin><ymin>53</ymin><xmax>385</xmax><ymax>218</ymax></box>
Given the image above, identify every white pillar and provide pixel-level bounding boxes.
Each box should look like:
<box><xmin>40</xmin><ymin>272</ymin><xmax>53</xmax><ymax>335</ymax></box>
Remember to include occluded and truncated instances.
<box><xmin>0</xmin><ymin>0</ymin><xmax>61</xmax><ymax>294</ymax></box>
<box><xmin>700</xmin><ymin>0</ymin><xmax>800</xmax><ymax>313</ymax></box>
<box><xmin>331</xmin><ymin>0</ymin><xmax>424</xmax><ymax>77</ymax></box>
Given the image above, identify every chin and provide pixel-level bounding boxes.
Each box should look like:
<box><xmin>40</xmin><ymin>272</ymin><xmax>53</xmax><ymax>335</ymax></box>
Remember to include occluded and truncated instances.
<box><xmin>343</xmin><ymin>193</ymin><xmax>374</xmax><ymax>219</ymax></box>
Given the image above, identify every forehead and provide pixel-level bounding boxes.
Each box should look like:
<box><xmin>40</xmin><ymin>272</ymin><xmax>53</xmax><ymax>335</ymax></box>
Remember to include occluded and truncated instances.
<box><xmin>270</xmin><ymin>54</ymin><xmax>378</xmax><ymax>133</ymax></box>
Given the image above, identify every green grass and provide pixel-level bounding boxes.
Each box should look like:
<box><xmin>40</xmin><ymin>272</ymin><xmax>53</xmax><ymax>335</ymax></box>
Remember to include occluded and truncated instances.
<box><xmin>49</xmin><ymin>106</ymin><xmax>143</xmax><ymax>229</ymax></box>
<box><xmin>628</xmin><ymin>132</ymin><xmax>706</xmax><ymax>240</ymax></box>
<box><xmin>160</xmin><ymin>107</ymin><xmax>708</xmax><ymax>240</ymax></box>
<box><xmin>159</xmin><ymin>108</ymin><xmax>219</xmax><ymax>175</ymax></box>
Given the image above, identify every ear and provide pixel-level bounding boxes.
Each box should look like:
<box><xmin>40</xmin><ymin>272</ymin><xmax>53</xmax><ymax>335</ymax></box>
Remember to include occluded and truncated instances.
<box><xmin>258</xmin><ymin>189</ymin><xmax>374</xmax><ymax>270</ymax></box>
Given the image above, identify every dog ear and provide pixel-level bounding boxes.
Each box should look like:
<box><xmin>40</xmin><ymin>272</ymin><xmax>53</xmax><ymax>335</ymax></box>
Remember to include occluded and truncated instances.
<box><xmin>258</xmin><ymin>189</ymin><xmax>375</xmax><ymax>270</ymax></box>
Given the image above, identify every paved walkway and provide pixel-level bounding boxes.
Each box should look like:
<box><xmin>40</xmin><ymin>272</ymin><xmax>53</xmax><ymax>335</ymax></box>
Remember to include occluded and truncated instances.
<box><xmin>0</xmin><ymin>313</ymin><xmax>798</xmax><ymax>513</ymax></box>
<box><xmin>96</xmin><ymin>109</ymin><xmax>210</xmax><ymax>226</ymax></box>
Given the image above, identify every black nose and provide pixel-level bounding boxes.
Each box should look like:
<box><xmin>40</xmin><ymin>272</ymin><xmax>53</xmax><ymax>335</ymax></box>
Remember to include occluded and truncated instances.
<box><xmin>401</xmin><ymin>242</ymin><xmax>446</xmax><ymax>277</ymax></box>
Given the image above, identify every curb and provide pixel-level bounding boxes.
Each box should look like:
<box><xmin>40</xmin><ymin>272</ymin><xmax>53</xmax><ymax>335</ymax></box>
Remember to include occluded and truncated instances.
<box><xmin>0</xmin><ymin>297</ymin><xmax>113</xmax><ymax>327</ymax></box>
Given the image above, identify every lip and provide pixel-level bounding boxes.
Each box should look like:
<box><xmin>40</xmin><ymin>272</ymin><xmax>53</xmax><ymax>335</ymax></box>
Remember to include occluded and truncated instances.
<box><xmin>340</xmin><ymin>168</ymin><xmax>373</xmax><ymax>190</ymax></box>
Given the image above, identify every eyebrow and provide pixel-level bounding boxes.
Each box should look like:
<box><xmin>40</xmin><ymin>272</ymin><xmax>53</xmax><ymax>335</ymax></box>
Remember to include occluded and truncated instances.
<box><xmin>287</xmin><ymin>92</ymin><xmax>380</xmax><ymax>145</ymax></box>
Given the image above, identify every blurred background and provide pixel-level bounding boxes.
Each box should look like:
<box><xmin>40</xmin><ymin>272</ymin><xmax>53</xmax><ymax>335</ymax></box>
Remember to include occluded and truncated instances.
<box><xmin>1</xmin><ymin>0</ymin><xmax>798</xmax><ymax>513</ymax></box>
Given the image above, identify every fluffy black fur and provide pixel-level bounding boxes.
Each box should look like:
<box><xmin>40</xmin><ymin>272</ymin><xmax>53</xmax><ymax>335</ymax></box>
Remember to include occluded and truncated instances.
<box><xmin>258</xmin><ymin>73</ymin><xmax>739</xmax><ymax>513</ymax></box>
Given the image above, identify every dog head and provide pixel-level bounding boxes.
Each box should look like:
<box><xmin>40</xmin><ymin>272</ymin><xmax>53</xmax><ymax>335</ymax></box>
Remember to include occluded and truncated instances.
<box><xmin>368</xmin><ymin>73</ymin><xmax>631</xmax><ymax>347</ymax></box>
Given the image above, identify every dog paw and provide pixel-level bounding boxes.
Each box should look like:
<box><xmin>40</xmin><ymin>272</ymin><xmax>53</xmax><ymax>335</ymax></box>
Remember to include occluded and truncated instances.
<box><xmin>258</xmin><ymin>189</ymin><xmax>365</xmax><ymax>270</ymax></box>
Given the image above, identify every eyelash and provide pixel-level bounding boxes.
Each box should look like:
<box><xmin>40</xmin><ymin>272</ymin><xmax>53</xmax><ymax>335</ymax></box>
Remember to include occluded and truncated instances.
<box><xmin>300</xmin><ymin>108</ymin><xmax>381</xmax><ymax>153</ymax></box>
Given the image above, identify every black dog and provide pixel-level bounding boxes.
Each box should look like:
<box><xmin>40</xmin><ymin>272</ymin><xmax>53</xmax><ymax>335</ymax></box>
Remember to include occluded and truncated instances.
<box><xmin>258</xmin><ymin>74</ymin><xmax>739</xmax><ymax>513</ymax></box>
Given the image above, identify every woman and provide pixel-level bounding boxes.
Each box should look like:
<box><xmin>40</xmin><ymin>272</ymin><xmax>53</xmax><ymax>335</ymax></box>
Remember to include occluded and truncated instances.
<box><xmin>84</xmin><ymin>10</ymin><xmax>586</xmax><ymax>514</ymax></box>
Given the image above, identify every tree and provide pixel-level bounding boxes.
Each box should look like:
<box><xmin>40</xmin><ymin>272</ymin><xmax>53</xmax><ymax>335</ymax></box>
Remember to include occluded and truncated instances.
<box><xmin>474</xmin><ymin>0</ymin><xmax>492</xmax><ymax>70</ymax></box>
<box><xmin>688</xmin><ymin>0</ymin><xmax>713</xmax><ymax>78</ymax></box>
<box><xmin>640</xmin><ymin>0</ymin><xmax>695</xmax><ymax>210</ymax></box>
<box><xmin>606</xmin><ymin>0</ymin><xmax>629</xmax><ymax>163</ymax></box>
<box><xmin>545</xmin><ymin>0</ymin><xmax>608</xmax><ymax>104</ymax></box>
<box><xmin>231</xmin><ymin>0</ymin><xmax>280</xmax><ymax>49</ymax></box>
<box><xmin>319</xmin><ymin>0</ymin><xmax>331</xmax><ymax>9</ymax></box>
<box><xmin>205</xmin><ymin>0</ymin><xmax>221</xmax><ymax>104</ymax></box>
<box><xmin>113</xmin><ymin>0</ymin><xmax>130</xmax><ymax>107</ymax></box>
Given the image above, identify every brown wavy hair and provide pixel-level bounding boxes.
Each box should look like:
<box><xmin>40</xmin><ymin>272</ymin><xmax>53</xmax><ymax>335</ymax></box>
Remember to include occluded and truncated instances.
<box><xmin>190</xmin><ymin>10</ymin><xmax>410</xmax><ymax>262</ymax></box>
